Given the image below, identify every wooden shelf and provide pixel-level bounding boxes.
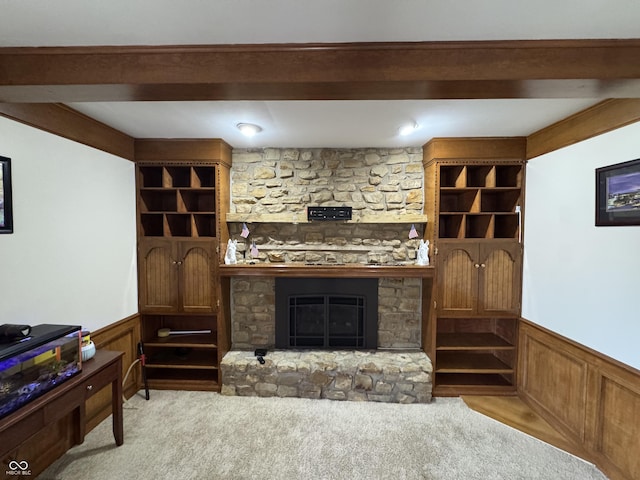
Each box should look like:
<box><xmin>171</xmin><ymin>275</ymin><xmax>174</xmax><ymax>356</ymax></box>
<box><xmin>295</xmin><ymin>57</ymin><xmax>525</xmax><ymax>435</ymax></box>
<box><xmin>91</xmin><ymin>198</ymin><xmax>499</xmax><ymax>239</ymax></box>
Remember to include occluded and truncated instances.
<box><xmin>436</xmin><ymin>352</ymin><xmax>514</xmax><ymax>374</ymax></box>
<box><xmin>146</xmin><ymin>370</ymin><xmax>219</xmax><ymax>392</ymax></box>
<box><xmin>436</xmin><ymin>332</ymin><xmax>514</xmax><ymax>350</ymax></box>
<box><xmin>219</xmin><ymin>263</ymin><xmax>435</xmax><ymax>278</ymax></box>
<box><xmin>144</xmin><ymin>333</ymin><xmax>218</xmax><ymax>349</ymax></box>
<box><xmin>146</xmin><ymin>348</ymin><xmax>218</xmax><ymax>370</ymax></box>
<box><xmin>225</xmin><ymin>212</ymin><xmax>428</xmax><ymax>224</ymax></box>
<box><xmin>436</xmin><ymin>373</ymin><xmax>513</xmax><ymax>387</ymax></box>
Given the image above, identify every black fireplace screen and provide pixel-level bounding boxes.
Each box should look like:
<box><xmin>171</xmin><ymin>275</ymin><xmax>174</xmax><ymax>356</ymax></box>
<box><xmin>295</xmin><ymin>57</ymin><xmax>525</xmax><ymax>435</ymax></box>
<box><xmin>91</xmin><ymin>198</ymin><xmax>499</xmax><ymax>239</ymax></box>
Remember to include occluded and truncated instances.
<box><xmin>275</xmin><ymin>278</ymin><xmax>378</xmax><ymax>349</ymax></box>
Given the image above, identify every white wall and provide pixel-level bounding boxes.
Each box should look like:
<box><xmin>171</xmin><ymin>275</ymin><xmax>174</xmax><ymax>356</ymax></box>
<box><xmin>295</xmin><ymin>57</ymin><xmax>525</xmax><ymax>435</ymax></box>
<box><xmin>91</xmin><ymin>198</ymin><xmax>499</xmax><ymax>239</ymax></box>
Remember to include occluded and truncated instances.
<box><xmin>523</xmin><ymin>121</ymin><xmax>640</xmax><ymax>370</ymax></box>
<box><xmin>0</xmin><ymin>116</ymin><xmax>138</xmax><ymax>332</ymax></box>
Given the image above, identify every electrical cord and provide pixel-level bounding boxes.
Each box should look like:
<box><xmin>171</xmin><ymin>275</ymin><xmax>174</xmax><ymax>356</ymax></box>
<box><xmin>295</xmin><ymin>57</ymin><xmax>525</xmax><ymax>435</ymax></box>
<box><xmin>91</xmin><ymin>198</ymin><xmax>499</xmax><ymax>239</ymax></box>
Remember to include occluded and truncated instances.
<box><xmin>122</xmin><ymin>358</ymin><xmax>141</xmax><ymax>408</ymax></box>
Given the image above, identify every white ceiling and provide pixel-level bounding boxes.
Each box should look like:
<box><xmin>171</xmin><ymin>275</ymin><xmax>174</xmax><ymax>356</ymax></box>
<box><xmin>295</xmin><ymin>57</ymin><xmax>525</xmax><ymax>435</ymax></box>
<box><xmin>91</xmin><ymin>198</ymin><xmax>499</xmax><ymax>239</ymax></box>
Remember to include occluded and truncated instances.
<box><xmin>2</xmin><ymin>0</ymin><xmax>638</xmax><ymax>148</ymax></box>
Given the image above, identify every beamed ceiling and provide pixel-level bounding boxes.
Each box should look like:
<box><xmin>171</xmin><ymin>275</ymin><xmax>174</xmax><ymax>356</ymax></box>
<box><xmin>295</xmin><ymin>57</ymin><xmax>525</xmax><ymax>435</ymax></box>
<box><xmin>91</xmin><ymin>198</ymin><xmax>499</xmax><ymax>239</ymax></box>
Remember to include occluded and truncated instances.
<box><xmin>1</xmin><ymin>1</ymin><xmax>639</xmax><ymax>151</ymax></box>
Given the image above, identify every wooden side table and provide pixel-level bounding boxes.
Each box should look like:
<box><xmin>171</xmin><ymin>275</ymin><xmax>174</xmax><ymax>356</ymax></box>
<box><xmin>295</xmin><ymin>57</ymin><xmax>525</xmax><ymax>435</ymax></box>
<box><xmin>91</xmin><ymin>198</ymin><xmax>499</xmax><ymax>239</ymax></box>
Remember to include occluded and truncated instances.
<box><xmin>0</xmin><ymin>349</ymin><xmax>125</xmax><ymax>458</ymax></box>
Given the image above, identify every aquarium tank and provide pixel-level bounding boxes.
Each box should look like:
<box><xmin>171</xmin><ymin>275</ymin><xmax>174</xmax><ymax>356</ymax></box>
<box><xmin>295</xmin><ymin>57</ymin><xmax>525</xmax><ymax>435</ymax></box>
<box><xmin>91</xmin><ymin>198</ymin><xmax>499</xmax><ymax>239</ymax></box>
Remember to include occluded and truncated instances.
<box><xmin>0</xmin><ymin>324</ymin><xmax>82</xmax><ymax>418</ymax></box>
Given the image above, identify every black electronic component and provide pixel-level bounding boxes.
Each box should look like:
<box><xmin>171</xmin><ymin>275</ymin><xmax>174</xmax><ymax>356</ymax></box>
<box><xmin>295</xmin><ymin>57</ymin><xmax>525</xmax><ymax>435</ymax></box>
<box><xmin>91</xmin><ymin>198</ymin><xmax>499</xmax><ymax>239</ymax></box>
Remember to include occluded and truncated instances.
<box><xmin>307</xmin><ymin>206</ymin><xmax>352</xmax><ymax>221</ymax></box>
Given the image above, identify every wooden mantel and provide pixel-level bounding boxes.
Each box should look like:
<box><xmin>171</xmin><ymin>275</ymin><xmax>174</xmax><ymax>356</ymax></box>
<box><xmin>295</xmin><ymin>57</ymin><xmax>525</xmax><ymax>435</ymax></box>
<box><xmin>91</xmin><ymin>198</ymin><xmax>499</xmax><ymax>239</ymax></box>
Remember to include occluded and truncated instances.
<box><xmin>219</xmin><ymin>263</ymin><xmax>435</xmax><ymax>278</ymax></box>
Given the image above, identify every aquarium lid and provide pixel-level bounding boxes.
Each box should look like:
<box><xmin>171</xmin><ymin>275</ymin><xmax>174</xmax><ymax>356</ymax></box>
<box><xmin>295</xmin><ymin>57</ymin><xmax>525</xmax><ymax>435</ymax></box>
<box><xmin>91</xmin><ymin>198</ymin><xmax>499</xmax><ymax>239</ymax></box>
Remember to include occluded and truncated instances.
<box><xmin>0</xmin><ymin>324</ymin><xmax>81</xmax><ymax>362</ymax></box>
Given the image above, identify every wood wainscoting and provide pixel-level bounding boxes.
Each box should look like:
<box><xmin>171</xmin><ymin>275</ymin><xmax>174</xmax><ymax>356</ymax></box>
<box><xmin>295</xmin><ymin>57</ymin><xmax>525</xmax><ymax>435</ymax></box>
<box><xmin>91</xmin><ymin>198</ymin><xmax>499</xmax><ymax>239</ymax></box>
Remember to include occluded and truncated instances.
<box><xmin>1</xmin><ymin>314</ymin><xmax>141</xmax><ymax>478</ymax></box>
<box><xmin>88</xmin><ymin>313</ymin><xmax>141</xmax><ymax>430</ymax></box>
<box><xmin>519</xmin><ymin>319</ymin><xmax>640</xmax><ymax>480</ymax></box>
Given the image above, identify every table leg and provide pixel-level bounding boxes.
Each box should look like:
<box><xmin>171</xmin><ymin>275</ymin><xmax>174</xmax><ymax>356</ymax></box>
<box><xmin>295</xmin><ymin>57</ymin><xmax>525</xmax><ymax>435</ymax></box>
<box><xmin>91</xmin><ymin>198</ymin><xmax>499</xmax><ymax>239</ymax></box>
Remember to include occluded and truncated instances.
<box><xmin>112</xmin><ymin>362</ymin><xmax>124</xmax><ymax>446</ymax></box>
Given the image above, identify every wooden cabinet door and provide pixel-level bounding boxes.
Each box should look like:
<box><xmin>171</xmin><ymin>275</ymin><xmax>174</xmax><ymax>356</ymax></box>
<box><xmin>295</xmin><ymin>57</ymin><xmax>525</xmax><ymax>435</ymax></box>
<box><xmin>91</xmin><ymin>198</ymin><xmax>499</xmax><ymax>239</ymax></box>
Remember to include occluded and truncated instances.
<box><xmin>139</xmin><ymin>239</ymin><xmax>180</xmax><ymax>313</ymax></box>
<box><xmin>477</xmin><ymin>241</ymin><xmax>522</xmax><ymax>316</ymax></box>
<box><xmin>437</xmin><ymin>242</ymin><xmax>479</xmax><ymax>316</ymax></box>
<box><xmin>178</xmin><ymin>240</ymin><xmax>216</xmax><ymax>313</ymax></box>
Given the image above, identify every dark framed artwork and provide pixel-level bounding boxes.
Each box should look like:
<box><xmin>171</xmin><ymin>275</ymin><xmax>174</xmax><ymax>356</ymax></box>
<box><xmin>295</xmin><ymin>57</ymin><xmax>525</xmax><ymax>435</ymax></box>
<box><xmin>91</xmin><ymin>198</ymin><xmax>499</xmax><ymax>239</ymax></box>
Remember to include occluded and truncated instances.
<box><xmin>596</xmin><ymin>158</ymin><xmax>640</xmax><ymax>226</ymax></box>
<box><xmin>0</xmin><ymin>156</ymin><xmax>13</xmax><ymax>234</ymax></box>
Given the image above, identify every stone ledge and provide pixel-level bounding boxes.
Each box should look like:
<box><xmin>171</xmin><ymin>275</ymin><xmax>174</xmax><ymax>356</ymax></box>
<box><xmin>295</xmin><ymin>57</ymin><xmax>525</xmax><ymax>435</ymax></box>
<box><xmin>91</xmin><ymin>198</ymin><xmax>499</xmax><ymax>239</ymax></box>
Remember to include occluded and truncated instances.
<box><xmin>220</xmin><ymin>350</ymin><xmax>433</xmax><ymax>404</ymax></box>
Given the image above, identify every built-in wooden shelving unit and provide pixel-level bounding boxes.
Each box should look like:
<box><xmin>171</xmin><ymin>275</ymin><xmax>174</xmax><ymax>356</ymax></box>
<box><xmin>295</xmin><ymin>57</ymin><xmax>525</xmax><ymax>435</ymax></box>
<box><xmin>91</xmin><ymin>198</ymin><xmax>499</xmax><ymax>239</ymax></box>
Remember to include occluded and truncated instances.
<box><xmin>423</xmin><ymin>137</ymin><xmax>526</xmax><ymax>396</ymax></box>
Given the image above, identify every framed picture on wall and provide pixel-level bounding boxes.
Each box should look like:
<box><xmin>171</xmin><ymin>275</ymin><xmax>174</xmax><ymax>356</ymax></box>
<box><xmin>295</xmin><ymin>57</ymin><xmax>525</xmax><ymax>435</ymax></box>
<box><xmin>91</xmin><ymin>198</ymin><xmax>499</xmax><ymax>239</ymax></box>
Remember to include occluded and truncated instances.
<box><xmin>596</xmin><ymin>158</ymin><xmax>640</xmax><ymax>226</ymax></box>
<box><xmin>0</xmin><ymin>155</ymin><xmax>13</xmax><ymax>234</ymax></box>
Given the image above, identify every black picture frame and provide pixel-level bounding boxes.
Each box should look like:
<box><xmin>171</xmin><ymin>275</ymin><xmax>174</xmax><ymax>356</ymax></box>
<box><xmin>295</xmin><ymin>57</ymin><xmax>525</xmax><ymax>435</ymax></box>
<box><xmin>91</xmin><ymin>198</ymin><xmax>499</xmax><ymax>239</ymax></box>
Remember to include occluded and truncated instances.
<box><xmin>0</xmin><ymin>156</ymin><xmax>13</xmax><ymax>234</ymax></box>
<box><xmin>596</xmin><ymin>158</ymin><xmax>640</xmax><ymax>226</ymax></box>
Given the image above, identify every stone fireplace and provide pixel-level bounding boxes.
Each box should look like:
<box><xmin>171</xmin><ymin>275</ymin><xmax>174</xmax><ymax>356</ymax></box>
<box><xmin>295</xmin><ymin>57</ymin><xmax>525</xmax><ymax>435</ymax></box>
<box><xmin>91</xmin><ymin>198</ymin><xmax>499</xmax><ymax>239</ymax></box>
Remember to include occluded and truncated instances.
<box><xmin>230</xmin><ymin>275</ymin><xmax>422</xmax><ymax>350</ymax></box>
<box><xmin>220</xmin><ymin>147</ymin><xmax>433</xmax><ymax>403</ymax></box>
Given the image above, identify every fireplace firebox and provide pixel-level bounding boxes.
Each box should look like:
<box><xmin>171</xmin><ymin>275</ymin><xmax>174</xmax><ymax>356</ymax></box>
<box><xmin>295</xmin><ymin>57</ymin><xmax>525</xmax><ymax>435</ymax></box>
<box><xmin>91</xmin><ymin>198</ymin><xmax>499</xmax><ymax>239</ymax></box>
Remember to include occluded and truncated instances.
<box><xmin>275</xmin><ymin>278</ymin><xmax>378</xmax><ymax>349</ymax></box>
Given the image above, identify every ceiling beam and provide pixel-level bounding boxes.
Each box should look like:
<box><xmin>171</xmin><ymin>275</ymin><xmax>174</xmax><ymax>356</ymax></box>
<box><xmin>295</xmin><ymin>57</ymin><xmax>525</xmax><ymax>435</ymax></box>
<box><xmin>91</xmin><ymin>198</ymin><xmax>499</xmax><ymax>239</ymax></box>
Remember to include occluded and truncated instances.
<box><xmin>1</xmin><ymin>40</ymin><xmax>640</xmax><ymax>102</ymax></box>
<box><xmin>0</xmin><ymin>103</ymin><xmax>135</xmax><ymax>160</ymax></box>
<box><xmin>526</xmin><ymin>99</ymin><xmax>640</xmax><ymax>159</ymax></box>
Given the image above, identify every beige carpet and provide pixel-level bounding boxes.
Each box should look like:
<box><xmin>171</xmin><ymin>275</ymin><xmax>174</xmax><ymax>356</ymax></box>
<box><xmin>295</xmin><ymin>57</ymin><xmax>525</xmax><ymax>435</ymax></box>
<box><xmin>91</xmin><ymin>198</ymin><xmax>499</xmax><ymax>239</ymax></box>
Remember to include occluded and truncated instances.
<box><xmin>38</xmin><ymin>391</ymin><xmax>607</xmax><ymax>480</ymax></box>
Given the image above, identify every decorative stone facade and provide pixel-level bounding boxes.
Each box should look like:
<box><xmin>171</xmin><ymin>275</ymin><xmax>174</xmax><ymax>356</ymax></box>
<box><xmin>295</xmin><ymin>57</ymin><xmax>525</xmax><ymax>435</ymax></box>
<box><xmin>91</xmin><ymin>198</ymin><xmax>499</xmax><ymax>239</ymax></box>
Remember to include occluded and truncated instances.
<box><xmin>221</xmin><ymin>350</ymin><xmax>432</xmax><ymax>404</ymax></box>
<box><xmin>228</xmin><ymin>147</ymin><xmax>425</xmax><ymax>265</ymax></box>
<box><xmin>231</xmin><ymin>276</ymin><xmax>423</xmax><ymax>350</ymax></box>
<box><xmin>232</xmin><ymin>147</ymin><xmax>424</xmax><ymax>216</ymax></box>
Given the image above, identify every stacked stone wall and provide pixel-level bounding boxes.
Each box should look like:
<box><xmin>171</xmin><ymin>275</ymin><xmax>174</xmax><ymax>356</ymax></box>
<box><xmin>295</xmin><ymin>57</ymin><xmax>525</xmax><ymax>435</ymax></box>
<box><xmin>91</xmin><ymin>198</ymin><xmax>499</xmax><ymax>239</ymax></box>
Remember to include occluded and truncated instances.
<box><xmin>229</xmin><ymin>147</ymin><xmax>425</xmax><ymax>265</ymax></box>
<box><xmin>232</xmin><ymin>147</ymin><xmax>424</xmax><ymax>216</ymax></box>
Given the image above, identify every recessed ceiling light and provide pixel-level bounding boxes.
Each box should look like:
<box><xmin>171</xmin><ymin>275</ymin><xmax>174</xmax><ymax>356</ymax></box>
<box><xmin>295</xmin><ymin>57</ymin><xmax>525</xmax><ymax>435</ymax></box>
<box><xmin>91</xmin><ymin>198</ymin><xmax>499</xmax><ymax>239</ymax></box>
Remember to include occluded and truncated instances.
<box><xmin>399</xmin><ymin>122</ymin><xmax>419</xmax><ymax>136</ymax></box>
<box><xmin>237</xmin><ymin>123</ymin><xmax>263</xmax><ymax>137</ymax></box>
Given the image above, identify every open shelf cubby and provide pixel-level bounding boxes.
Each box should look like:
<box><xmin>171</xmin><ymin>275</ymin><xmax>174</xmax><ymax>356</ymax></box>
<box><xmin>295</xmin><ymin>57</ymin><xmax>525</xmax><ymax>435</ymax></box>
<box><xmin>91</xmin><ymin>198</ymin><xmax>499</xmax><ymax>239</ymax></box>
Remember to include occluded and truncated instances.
<box><xmin>465</xmin><ymin>214</ymin><xmax>493</xmax><ymax>238</ymax></box>
<box><xmin>439</xmin><ymin>165</ymin><xmax>466</xmax><ymax>187</ymax></box>
<box><xmin>438</xmin><ymin>214</ymin><xmax>465</xmax><ymax>238</ymax></box>
<box><xmin>192</xmin><ymin>166</ymin><xmax>216</xmax><ymax>188</ymax></box>
<box><xmin>140</xmin><ymin>213</ymin><xmax>165</xmax><ymax>236</ymax></box>
<box><xmin>495</xmin><ymin>165</ymin><xmax>523</xmax><ymax>187</ymax></box>
<box><xmin>179</xmin><ymin>190</ymin><xmax>215</xmax><ymax>213</ymax></box>
<box><xmin>435</xmin><ymin>162</ymin><xmax>523</xmax><ymax>240</ymax></box>
<box><xmin>140</xmin><ymin>190</ymin><xmax>177</xmax><ymax>212</ymax></box>
<box><xmin>139</xmin><ymin>166</ymin><xmax>164</xmax><ymax>188</ymax></box>
<box><xmin>480</xmin><ymin>189</ymin><xmax>520</xmax><ymax>212</ymax></box>
<box><xmin>493</xmin><ymin>214</ymin><xmax>520</xmax><ymax>239</ymax></box>
<box><xmin>440</xmin><ymin>189</ymin><xmax>479</xmax><ymax>212</ymax></box>
<box><xmin>466</xmin><ymin>165</ymin><xmax>495</xmax><ymax>187</ymax></box>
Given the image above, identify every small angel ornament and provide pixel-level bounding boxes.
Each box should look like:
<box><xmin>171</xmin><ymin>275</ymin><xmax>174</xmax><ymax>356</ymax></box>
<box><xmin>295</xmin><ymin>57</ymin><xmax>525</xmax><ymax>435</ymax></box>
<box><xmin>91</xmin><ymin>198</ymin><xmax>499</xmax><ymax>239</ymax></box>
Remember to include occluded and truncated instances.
<box><xmin>416</xmin><ymin>239</ymin><xmax>430</xmax><ymax>266</ymax></box>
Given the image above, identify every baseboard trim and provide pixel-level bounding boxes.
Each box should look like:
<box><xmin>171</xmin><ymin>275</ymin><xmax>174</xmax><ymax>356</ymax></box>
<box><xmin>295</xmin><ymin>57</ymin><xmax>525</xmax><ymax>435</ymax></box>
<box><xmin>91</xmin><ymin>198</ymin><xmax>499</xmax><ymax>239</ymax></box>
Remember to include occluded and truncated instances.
<box><xmin>518</xmin><ymin>318</ymin><xmax>640</xmax><ymax>480</ymax></box>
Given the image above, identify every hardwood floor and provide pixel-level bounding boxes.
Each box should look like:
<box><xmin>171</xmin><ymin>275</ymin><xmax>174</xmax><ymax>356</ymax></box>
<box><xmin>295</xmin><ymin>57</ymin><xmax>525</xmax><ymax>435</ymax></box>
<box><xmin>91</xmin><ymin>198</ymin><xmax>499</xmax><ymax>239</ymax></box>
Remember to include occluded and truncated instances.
<box><xmin>462</xmin><ymin>395</ymin><xmax>591</xmax><ymax>463</ymax></box>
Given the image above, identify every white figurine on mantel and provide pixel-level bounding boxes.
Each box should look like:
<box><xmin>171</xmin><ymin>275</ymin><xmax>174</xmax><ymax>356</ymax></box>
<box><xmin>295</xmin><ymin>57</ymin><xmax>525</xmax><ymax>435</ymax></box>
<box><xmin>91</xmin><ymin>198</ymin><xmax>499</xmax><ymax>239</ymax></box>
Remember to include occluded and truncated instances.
<box><xmin>416</xmin><ymin>239</ymin><xmax>430</xmax><ymax>266</ymax></box>
<box><xmin>224</xmin><ymin>239</ymin><xmax>238</xmax><ymax>265</ymax></box>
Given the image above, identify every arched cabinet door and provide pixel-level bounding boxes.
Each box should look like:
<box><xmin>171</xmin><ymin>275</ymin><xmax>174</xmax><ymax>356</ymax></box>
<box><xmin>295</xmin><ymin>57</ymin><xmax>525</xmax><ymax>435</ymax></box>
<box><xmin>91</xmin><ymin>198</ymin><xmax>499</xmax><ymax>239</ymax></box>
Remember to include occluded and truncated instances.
<box><xmin>436</xmin><ymin>240</ymin><xmax>522</xmax><ymax>317</ymax></box>
<box><xmin>478</xmin><ymin>241</ymin><xmax>522</xmax><ymax>316</ymax></box>
<box><xmin>436</xmin><ymin>242</ymin><xmax>478</xmax><ymax>317</ymax></box>
<box><xmin>138</xmin><ymin>239</ymin><xmax>180</xmax><ymax>313</ymax></box>
<box><xmin>138</xmin><ymin>238</ymin><xmax>217</xmax><ymax>313</ymax></box>
<box><xmin>179</xmin><ymin>240</ymin><xmax>216</xmax><ymax>313</ymax></box>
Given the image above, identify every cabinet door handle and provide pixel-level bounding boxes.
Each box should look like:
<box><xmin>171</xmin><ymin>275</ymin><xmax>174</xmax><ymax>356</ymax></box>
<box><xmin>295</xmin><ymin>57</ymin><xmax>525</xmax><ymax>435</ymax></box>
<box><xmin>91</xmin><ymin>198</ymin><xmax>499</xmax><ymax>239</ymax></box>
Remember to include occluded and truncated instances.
<box><xmin>86</xmin><ymin>385</ymin><xmax>93</xmax><ymax>391</ymax></box>
<box><xmin>480</xmin><ymin>263</ymin><xmax>486</xmax><ymax>268</ymax></box>
<box><xmin>474</xmin><ymin>263</ymin><xmax>480</xmax><ymax>268</ymax></box>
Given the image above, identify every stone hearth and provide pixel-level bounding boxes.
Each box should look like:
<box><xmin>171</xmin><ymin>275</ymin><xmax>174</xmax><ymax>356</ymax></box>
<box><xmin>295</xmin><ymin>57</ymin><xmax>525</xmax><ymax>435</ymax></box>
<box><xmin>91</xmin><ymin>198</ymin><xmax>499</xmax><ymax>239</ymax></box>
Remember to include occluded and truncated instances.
<box><xmin>220</xmin><ymin>350</ymin><xmax>432</xmax><ymax>404</ymax></box>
